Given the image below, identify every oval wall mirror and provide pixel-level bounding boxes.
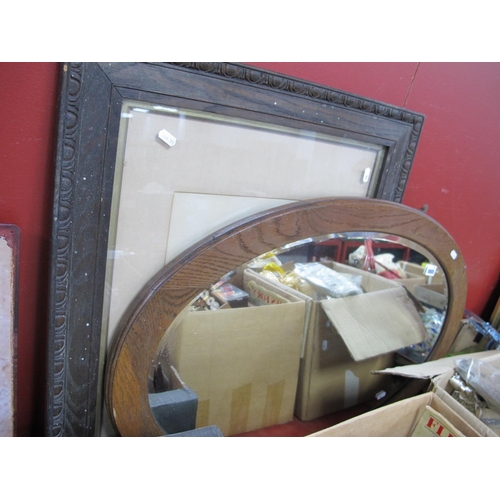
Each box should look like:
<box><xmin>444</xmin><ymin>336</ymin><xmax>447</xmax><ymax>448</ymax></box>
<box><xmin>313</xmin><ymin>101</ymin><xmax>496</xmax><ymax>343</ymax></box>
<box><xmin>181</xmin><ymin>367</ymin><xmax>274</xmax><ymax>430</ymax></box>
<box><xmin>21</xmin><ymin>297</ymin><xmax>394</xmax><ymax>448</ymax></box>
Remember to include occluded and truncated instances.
<box><xmin>105</xmin><ymin>198</ymin><xmax>467</xmax><ymax>437</ymax></box>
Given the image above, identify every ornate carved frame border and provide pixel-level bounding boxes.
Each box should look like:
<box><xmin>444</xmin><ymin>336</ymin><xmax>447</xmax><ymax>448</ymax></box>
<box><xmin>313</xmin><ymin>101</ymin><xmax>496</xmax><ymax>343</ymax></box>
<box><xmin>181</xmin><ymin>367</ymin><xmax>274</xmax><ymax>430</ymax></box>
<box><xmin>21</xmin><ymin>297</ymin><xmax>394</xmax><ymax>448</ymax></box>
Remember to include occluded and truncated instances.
<box><xmin>46</xmin><ymin>62</ymin><xmax>425</xmax><ymax>436</ymax></box>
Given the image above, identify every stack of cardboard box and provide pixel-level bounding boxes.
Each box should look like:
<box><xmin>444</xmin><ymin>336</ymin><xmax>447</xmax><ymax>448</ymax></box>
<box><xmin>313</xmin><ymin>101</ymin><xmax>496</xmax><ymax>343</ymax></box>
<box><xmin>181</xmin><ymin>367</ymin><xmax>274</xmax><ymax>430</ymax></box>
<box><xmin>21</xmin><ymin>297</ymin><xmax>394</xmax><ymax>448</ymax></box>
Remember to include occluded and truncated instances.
<box><xmin>308</xmin><ymin>351</ymin><xmax>499</xmax><ymax>437</ymax></box>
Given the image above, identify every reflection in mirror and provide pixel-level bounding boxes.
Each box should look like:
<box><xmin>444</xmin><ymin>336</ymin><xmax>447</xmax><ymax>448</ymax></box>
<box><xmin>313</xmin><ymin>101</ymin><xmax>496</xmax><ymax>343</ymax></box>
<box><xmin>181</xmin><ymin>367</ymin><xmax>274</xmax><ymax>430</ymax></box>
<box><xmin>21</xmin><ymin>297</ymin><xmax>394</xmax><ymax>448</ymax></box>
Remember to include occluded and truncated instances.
<box><xmin>149</xmin><ymin>232</ymin><xmax>448</xmax><ymax>437</ymax></box>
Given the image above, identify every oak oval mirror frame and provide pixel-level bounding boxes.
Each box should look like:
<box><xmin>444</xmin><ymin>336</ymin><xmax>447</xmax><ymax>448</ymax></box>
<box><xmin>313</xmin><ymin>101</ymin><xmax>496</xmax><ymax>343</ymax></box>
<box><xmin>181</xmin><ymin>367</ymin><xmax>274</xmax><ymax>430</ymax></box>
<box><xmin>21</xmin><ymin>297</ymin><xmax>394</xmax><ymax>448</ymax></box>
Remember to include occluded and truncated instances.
<box><xmin>105</xmin><ymin>198</ymin><xmax>466</xmax><ymax>437</ymax></box>
<box><xmin>46</xmin><ymin>63</ymin><xmax>426</xmax><ymax>436</ymax></box>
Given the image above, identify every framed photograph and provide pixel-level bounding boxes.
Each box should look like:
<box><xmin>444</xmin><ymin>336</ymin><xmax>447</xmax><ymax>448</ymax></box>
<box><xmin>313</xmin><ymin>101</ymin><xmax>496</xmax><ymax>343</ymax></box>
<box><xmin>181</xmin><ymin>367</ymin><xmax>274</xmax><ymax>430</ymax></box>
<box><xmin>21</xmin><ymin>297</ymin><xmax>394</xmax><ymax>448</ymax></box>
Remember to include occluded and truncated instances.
<box><xmin>46</xmin><ymin>62</ymin><xmax>425</xmax><ymax>436</ymax></box>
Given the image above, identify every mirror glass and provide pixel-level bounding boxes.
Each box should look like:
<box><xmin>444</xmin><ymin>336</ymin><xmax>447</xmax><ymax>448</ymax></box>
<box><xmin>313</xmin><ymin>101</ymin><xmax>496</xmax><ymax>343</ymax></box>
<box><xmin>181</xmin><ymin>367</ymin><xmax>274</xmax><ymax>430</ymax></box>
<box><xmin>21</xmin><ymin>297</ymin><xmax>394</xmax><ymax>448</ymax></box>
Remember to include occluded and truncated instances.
<box><xmin>149</xmin><ymin>232</ymin><xmax>448</xmax><ymax>437</ymax></box>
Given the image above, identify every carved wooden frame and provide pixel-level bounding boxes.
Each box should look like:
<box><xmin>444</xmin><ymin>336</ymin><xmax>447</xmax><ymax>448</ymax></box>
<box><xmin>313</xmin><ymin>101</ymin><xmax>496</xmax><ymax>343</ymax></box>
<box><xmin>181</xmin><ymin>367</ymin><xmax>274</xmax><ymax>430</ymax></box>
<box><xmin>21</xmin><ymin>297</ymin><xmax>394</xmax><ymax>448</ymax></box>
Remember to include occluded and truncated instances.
<box><xmin>46</xmin><ymin>63</ymin><xmax>425</xmax><ymax>436</ymax></box>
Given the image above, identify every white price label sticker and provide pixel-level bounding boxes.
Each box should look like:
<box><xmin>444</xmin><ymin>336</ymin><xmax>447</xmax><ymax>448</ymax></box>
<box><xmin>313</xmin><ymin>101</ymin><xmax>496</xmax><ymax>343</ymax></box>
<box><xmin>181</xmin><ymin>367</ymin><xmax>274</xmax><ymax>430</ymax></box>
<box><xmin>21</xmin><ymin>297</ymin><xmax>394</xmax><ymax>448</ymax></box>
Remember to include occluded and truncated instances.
<box><xmin>423</xmin><ymin>264</ymin><xmax>438</xmax><ymax>277</ymax></box>
<box><xmin>362</xmin><ymin>167</ymin><xmax>371</xmax><ymax>183</ymax></box>
<box><xmin>158</xmin><ymin>129</ymin><xmax>176</xmax><ymax>147</ymax></box>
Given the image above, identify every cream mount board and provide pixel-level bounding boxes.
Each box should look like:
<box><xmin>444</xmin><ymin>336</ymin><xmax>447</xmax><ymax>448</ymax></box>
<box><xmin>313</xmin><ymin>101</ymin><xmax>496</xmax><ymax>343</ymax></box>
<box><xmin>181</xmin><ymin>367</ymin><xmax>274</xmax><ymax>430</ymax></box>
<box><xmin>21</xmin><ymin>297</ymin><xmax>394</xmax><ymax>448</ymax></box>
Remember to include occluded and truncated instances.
<box><xmin>103</xmin><ymin>103</ymin><xmax>383</xmax><ymax>349</ymax></box>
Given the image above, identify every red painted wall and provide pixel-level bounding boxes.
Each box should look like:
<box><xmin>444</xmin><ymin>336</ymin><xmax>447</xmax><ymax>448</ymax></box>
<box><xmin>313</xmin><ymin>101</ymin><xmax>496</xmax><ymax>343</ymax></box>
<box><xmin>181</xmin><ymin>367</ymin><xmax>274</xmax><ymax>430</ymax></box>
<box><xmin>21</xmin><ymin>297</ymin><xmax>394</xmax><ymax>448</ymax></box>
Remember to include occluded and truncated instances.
<box><xmin>0</xmin><ymin>62</ymin><xmax>59</xmax><ymax>436</ymax></box>
<box><xmin>248</xmin><ymin>62</ymin><xmax>500</xmax><ymax>317</ymax></box>
<box><xmin>1</xmin><ymin>62</ymin><xmax>499</xmax><ymax>436</ymax></box>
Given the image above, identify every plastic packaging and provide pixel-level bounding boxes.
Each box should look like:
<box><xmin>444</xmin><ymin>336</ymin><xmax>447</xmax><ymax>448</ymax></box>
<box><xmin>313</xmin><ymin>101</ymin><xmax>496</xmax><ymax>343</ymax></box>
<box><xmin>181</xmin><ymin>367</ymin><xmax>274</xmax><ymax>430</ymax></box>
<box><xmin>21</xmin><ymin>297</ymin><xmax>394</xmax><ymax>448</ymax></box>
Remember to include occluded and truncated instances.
<box><xmin>247</xmin><ymin>252</ymin><xmax>283</xmax><ymax>271</ymax></box>
<box><xmin>191</xmin><ymin>290</ymin><xmax>221</xmax><ymax>311</ymax></box>
<box><xmin>398</xmin><ymin>308</ymin><xmax>444</xmax><ymax>361</ymax></box>
<box><xmin>475</xmin><ymin>406</ymin><xmax>500</xmax><ymax>435</ymax></box>
<box><xmin>293</xmin><ymin>262</ymin><xmax>363</xmax><ymax>299</ymax></box>
<box><xmin>455</xmin><ymin>358</ymin><xmax>500</xmax><ymax>413</ymax></box>
<box><xmin>211</xmin><ymin>284</ymin><xmax>249</xmax><ymax>308</ymax></box>
<box><xmin>262</xmin><ymin>262</ymin><xmax>285</xmax><ymax>276</ymax></box>
<box><xmin>464</xmin><ymin>310</ymin><xmax>500</xmax><ymax>350</ymax></box>
<box><xmin>348</xmin><ymin>242</ymin><xmax>404</xmax><ymax>279</ymax></box>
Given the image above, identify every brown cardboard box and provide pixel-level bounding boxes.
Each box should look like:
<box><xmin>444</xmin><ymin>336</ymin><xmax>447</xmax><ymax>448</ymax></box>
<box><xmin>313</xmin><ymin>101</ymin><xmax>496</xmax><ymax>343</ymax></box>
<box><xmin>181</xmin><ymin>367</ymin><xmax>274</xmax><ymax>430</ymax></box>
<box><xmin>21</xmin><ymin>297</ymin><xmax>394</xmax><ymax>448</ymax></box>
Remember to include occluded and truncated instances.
<box><xmin>394</xmin><ymin>261</ymin><xmax>444</xmax><ymax>295</ymax></box>
<box><xmin>394</xmin><ymin>272</ymin><xmax>427</xmax><ymax>295</ymax></box>
<box><xmin>310</xmin><ymin>351</ymin><xmax>500</xmax><ymax>437</ymax></box>
<box><xmin>373</xmin><ymin>349</ymin><xmax>498</xmax><ymax>380</ymax></box>
<box><xmin>167</xmin><ymin>282</ymin><xmax>307</xmax><ymax>436</ymax></box>
<box><xmin>308</xmin><ymin>352</ymin><xmax>500</xmax><ymax>437</ymax></box>
<box><xmin>414</xmin><ymin>283</ymin><xmax>447</xmax><ymax>310</ymax></box>
<box><xmin>431</xmin><ymin>352</ymin><xmax>500</xmax><ymax>436</ymax></box>
<box><xmin>398</xmin><ymin>261</ymin><xmax>444</xmax><ymax>285</ymax></box>
<box><xmin>307</xmin><ymin>391</ymin><xmax>492</xmax><ymax>437</ymax></box>
<box><xmin>368</xmin><ymin>351</ymin><xmax>500</xmax><ymax>437</ymax></box>
<box><xmin>448</xmin><ymin>319</ymin><xmax>489</xmax><ymax>355</ymax></box>
<box><xmin>242</xmin><ymin>268</ymin><xmax>313</xmax><ymax>360</ymax></box>
<box><xmin>272</xmin><ymin>261</ymin><xmax>428</xmax><ymax>421</ymax></box>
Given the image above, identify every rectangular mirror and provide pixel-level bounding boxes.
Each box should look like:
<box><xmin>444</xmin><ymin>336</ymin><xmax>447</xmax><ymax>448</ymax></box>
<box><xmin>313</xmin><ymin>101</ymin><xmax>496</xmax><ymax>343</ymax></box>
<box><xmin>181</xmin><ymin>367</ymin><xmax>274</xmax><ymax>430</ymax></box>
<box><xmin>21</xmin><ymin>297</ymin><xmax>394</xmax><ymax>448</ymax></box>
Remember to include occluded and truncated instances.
<box><xmin>46</xmin><ymin>63</ymin><xmax>425</xmax><ymax>436</ymax></box>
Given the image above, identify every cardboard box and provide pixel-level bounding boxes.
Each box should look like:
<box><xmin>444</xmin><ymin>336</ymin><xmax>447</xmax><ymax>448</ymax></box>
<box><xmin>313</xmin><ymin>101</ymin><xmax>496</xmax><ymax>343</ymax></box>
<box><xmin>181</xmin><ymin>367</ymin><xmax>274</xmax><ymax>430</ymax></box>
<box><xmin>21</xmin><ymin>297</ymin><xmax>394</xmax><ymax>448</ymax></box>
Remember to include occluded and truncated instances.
<box><xmin>166</xmin><ymin>279</ymin><xmax>307</xmax><ymax>436</ymax></box>
<box><xmin>308</xmin><ymin>351</ymin><xmax>500</xmax><ymax>437</ymax></box>
<box><xmin>413</xmin><ymin>283</ymin><xmax>447</xmax><ymax>310</ymax></box>
<box><xmin>242</xmin><ymin>268</ymin><xmax>313</xmax><ymax>360</ymax></box>
<box><xmin>307</xmin><ymin>391</ymin><xmax>492</xmax><ymax>437</ymax></box>
<box><xmin>398</xmin><ymin>261</ymin><xmax>444</xmax><ymax>285</ymax></box>
<box><xmin>322</xmin><ymin>351</ymin><xmax>500</xmax><ymax>437</ymax></box>
<box><xmin>431</xmin><ymin>352</ymin><xmax>500</xmax><ymax>436</ymax></box>
<box><xmin>448</xmin><ymin>319</ymin><xmax>490</xmax><ymax>355</ymax></box>
<box><xmin>373</xmin><ymin>349</ymin><xmax>498</xmax><ymax>380</ymax></box>
<box><xmin>262</xmin><ymin>261</ymin><xmax>429</xmax><ymax>421</ymax></box>
<box><xmin>394</xmin><ymin>273</ymin><xmax>427</xmax><ymax>295</ymax></box>
<box><xmin>392</xmin><ymin>261</ymin><xmax>445</xmax><ymax>295</ymax></box>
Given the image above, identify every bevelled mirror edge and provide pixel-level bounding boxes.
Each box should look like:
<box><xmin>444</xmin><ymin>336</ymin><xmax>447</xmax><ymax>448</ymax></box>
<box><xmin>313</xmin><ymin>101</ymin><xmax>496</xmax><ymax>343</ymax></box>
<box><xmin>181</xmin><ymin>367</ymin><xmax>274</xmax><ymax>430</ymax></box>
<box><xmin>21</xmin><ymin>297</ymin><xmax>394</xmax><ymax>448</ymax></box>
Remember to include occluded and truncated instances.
<box><xmin>105</xmin><ymin>198</ymin><xmax>467</xmax><ymax>437</ymax></box>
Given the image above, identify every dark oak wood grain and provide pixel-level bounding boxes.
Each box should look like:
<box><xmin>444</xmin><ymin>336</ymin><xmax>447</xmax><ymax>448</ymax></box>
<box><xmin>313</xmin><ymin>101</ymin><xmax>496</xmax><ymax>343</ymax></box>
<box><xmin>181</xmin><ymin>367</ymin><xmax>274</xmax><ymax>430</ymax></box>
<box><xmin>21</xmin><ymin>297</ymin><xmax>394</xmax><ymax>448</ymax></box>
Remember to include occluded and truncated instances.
<box><xmin>105</xmin><ymin>198</ymin><xmax>467</xmax><ymax>437</ymax></box>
